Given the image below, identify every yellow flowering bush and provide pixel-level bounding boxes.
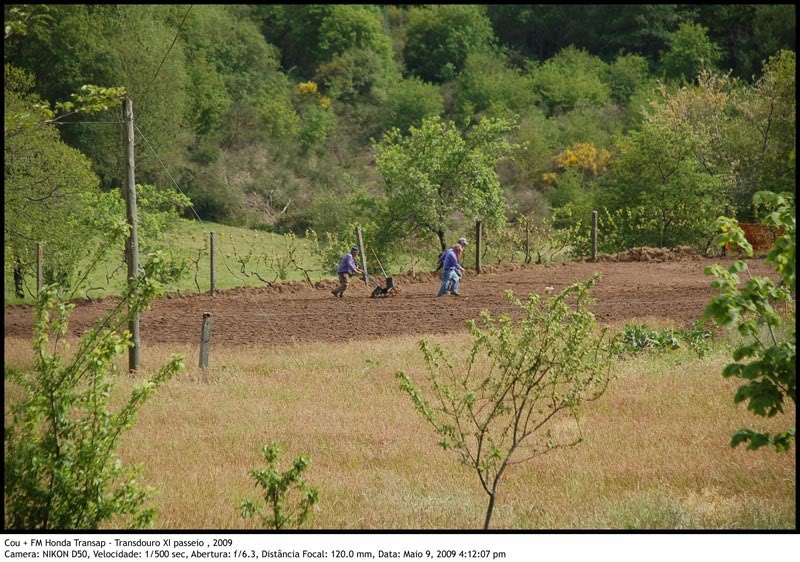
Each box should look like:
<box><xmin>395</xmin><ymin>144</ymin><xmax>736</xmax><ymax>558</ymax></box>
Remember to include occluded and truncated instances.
<box><xmin>554</xmin><ymin>142</ymin><xmax>610</xmax><ymax>176</ymax></box>
<box><xmin>296</xmin><ymin>81</ymin><xmax>318</xmax><ymax>96</ymax></box>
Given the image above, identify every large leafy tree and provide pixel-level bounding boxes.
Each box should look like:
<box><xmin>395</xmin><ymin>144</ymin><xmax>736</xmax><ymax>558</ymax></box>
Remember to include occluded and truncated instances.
<box><xmin>487</xmin><ymin>5</ymin><xmax>687</xmax><ymax>64</ymax></box>
<box><xmin>381</xmin><ymin>76</ymin><xmax>443</xmax><ymax>135</ymax></box>
<box><xmin>455</xmin><ymin>50</ymin><xmax>538</xmax><ymax>121</ymax></box>
<box><xmin>252</xmin><ymin>5</ymin><xmax>395</xmax><ymax>87</ymax></box>
<box><xmin>528</xmin><ymin>47</ymin><xmax>610</xmax><ymax>116</ymax></box>
<box><xmin>403</xmin><ymin>5</ymin><xmax>495</xmax><ymax>83</ymax></box>
<box><xmin>9</xmin><ymin>4</ymin><xmax>190</xmax><ymax>188</ymax></box>
<box><xmin>4</xmin><ymin>70</ymin><xmax>106</xmax><ymax>290</ymax></box>
<box><xmin>660</xmin><ymin>22</ymin><xmax>721</xmax><ymax>83</ymax></box>
<box><xmin>693</xmin><ymin>4</ymin><xmax>795</xmax><ymax>80</ymax></box>
<box><xmin>644</xmin><ymin>52</ymin><xmax>795</xmax><ymax>220</ymax></box>
<box><xmin>598</xmin><ymin>113</ymin><xmax>727</xmax><ymax>249</ymax></box>
<box><xmin>374</xmin><ymin>115</ymin><xmax>515</xmax><ymax>251</ymax></box>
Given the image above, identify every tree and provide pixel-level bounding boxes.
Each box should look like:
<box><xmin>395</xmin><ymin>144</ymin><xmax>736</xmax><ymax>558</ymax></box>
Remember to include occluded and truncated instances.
<box><xmin>9</xmin><ymin>5</ymin><xmax>192</xmax><ymax>187</ymax></box>
<box><xmin>403</xmin><ymin>5</ymin><xmax>495</xmax><ymax>83</ymax></box>
<box><xmin>603</xmin><ymin>53</ymin><xmax>652</xmax><ymax>105</ymax></box>
<box><xmin>704</xmin><ymin>189</ymin><xmax>795</xmax><ymax>452</ymax></box>
<box><xmin>4</xmin><ymin>78</ymin><xmax>106</xmax><ymax>293</ymax></box>
<box><xmin>455</xmin><ymin>50</ymin><xmax>538</xmax><ymax>121</ymax></box>
<box><xmin>598</xmin><ymin>101</ymin><xmax>728</xmax><ymax>249</ymax></box>
<box><xmin>528</xmin><ymin>46</ymin><xmax>610</xmax><ymax>116</ymax></box>
<box><xmin>488</xmin><ymin>5</ymin><xmax>690</xmax><ymax>65</ymax></box>
<box><xmin>660</xmin><ymin>22</ymin><xmax>721</xmax><ymax>83</ymax></box>
<box><xmin>4</xmin><ymin>245</ymin><xmax>185</xmax><ymax>529</ymax></box>
<box><xmin>643</xmin><ymin>52</ymin><xmax>795</xmax><ymax>220</ymax></box>
<box><xmin>374</xmin><ymin>115</ymin><xmax>515</xmax><ymax>251</ymax></box>
<box><xmin>397</xmin><ymin>277</ymin><xmax>613</xmax><ymax>528</ymax></box>
<box><xmin>252</xmin><ymin>5</ymin><xmax>394</xmax><ymax>82</ymax></box>
<box><xmin>381</xmin><ymin>76</ymin><xmax>443</xmax><ymax>135</ymax></box>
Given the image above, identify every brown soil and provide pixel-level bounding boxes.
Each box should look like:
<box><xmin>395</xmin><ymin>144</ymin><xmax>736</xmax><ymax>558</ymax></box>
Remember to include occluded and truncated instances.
<box><xmin>4</xmin><ymin>258</ymin><xmax>775</xmax><ymax>347</ymax></box>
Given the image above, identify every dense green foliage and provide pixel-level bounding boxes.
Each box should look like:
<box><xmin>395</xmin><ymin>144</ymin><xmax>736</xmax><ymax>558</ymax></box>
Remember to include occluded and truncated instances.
<box><xmin>374</xmin><ymin>115</ymin><xmax>515</xmax><ymax>251</ymax></box>
<box><xmin>705</xmin><ymin>190</ymin><xmax>796</xmax><ymax>452</ymax></box>
<box><xmin>3</xmin><ymin>4</ymin><xmax>796</xmax><ymax>278</ymax></box>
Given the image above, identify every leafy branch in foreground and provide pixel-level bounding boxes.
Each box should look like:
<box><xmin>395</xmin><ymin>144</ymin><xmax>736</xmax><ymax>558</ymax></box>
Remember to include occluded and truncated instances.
<box><xmin>239</xmin><ymin>442</ymin><xmax>320</xmax><ymax>530</ymax></box>
<box><xmin>704</xmin><ymin>190</ymin><xmax>795</xmax><ymax>452</ymax></box>
<box><xmin>4</xmin><ymin>239</ymin><xmax>185</xmax><ymax>530</ymax></box>
<box><xmin>397</xmin><ymin>274</ymin><xmax>614</xmax><ymax>529</ymax></box>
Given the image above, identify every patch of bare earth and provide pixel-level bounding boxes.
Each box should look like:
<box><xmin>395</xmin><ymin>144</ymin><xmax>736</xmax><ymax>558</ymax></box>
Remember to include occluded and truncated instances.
<box><xmin>4</xmin><ymin>257</ymin><xmax>776</xmax><ymax>346</ymax></box>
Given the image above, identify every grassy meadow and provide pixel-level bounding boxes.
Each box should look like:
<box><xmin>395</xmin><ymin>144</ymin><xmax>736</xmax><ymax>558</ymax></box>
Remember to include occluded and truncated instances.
<box><xmin>4</xmin><ymin>325</ymin><xmax>795</xmax><ymax>530</ymax></box>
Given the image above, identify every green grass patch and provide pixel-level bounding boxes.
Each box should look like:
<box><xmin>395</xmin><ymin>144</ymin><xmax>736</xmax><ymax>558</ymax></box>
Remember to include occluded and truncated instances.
<box><xmin>4</xmin><ymin>219</ymin><xmax>334</xmax><ymax>304</ymax></box>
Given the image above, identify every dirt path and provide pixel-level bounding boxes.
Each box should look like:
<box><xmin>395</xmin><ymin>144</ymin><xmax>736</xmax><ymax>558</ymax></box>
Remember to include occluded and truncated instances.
<box><xmin>4</xmin><ymin>258</ymin><xmax>773</xmax><ymax>346</ymax></box>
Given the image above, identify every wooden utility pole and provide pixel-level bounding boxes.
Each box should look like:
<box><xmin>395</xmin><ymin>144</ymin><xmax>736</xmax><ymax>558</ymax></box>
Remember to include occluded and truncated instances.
<box><xmin>475</xmin><ymin>221</ymin><xmax>482</xmax><ymax>274</ymax></box>
<box><xmin>591</xmin><ymin>210</ymin><xmax>598</xmax><ymax>262</ymax></box>
<box><xmin>123</xmin><ymin>98</ymin><xmax>140</xmax><ymax>371</ymax></box>
<box><xmin>209</xmin><ymin>231</ymin><xmax>216</xmax><ymax>295</ymax></box>
<box><xmin>356</xmin><ymin>226</ymin><xmax>369</xmax><ymax>285</ymax></box>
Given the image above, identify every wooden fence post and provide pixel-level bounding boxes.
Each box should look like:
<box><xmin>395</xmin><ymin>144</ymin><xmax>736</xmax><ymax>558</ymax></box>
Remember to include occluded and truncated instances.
<box><xmin>209</xmin><ymin>231</ymin><xmax>216</xmax><ymax>295</ymax></box>
<box><xmin>36</xmin><ymin>242</ymin><xmax>44</xmax><ymax>295</ymax></box>
<box><xmin>591</xmin><ymin>210</ymin><xmax>598</xmax><ymax>262</ymax></box>
<box><xmin>524</xmin><ymin>220</ymin><xmax>531</xmax><ymax>264</ymax></box>
<box><xmin>475</xmin><ymin>221</ymin><xmax>482</xmax><ymax>274</ymax></box>
<box><xmin>199</xmin><ymin>312</ymin><xmax>212</xmax><ymax>370</ymax></box>
<box><xmin>356</xmin><ymin>226</ymin><xmax>369</xmax><ymax>285</ymax></box>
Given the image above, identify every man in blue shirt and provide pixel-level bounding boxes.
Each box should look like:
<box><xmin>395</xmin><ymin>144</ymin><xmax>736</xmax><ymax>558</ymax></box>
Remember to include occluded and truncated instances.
<box><xmin>436</xmin><ymin>243</ymin><xmax>465</xmax><ymax>297</ymax></box>
<box><xmin>332</xmin><ymin>246</ymin><xmax>363</xmax><ymax>298</ymax></box>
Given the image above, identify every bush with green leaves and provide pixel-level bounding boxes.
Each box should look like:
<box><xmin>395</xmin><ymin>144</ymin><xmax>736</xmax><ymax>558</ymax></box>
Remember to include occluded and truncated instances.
<box><xmin>4</xmin><ymin>234</ymin><xmax>185</xmax><ymax>529</ymax></box>
<box><xmin>397</xmin><ymin>275</ymin><xmax>614</xmax><ymax>529</ymax></box>
<box><xmin>618</xmin><ymin>321</ymin><xmax>712</xmax><ymax>357</ymax></box>
<box><xmin>554</xmin><ymin>204</ymin><xmax>721</xmax><ymax>259</ymax></box>
<box><xmin>704</xmin><ymin>190</ymin><xmax>795</xmax><ymax>452</ymax></box>
<box><xmin>239</xmin><ymin>443</ymin><xmax>320</xmax><ymax>530</ymax></box>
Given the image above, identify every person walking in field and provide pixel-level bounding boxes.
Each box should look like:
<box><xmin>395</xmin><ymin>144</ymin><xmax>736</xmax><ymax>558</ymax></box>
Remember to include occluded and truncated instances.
<box><xmin>332</xmin><ymin>246</ymin><xmax>363</xmax><ymax>298</ymax></box>
<box><xmin>435</xmin><ymin>237</ymin><xmax>468</xmax><ymax>295</ymax></box>
<box><xmin>448</xmin><ymin>238</ymin><xmax>468</xmax><ymax>294</ymax></box>
<box><xmin>437</xmin><ymin>243</ymin><xmax>465</xmax><ymax>297</ymax></box>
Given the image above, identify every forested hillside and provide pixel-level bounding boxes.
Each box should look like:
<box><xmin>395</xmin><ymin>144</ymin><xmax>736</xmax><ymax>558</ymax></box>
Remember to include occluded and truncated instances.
<box><xmin>4</xmin><ymin>4</ymin><xmax>796</xmax><ymax>286</ymax></box>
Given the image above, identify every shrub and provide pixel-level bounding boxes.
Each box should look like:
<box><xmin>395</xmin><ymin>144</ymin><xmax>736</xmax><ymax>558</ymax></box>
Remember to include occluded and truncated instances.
<box><xmin>397</xmin><ymin>275</ymin><xmax>614</xmax><ymax>528</ymax></box>
<box><xmin>704</xmin><ymin>190</ymin><xmax>795</xmax><ymax>452</ymax></box>
<box><xmin>4</xmin><ymin>246</ymin><xmax>184</xmax><ymax>529</ymax></box>
<box><xmin>239</xmin><ymin>443</ymin><xmax>320</xmax><ymax>530</ymax></box>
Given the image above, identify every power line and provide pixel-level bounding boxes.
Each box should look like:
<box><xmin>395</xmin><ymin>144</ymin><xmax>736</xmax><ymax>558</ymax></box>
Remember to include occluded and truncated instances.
<box><xmin>132</xmin><ymin>122</ymin><xmax>253</xmax><ymax>284</ymax></box>
<box><xmin>133</xmin><ymin>122</ymin><xmax>205</xmax><ymax>224</ymax></box>
<box><xmin>139</xmin><ymin>4</ymin><xmax>193</xmax><ymax>103</ymax></box>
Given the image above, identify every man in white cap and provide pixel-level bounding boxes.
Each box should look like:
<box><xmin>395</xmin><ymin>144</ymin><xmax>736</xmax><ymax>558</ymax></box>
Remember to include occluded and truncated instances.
<box><xmin>332</xmin><ymin>246</ymin><xmax>363</xmax><ymax>298</ymax></box>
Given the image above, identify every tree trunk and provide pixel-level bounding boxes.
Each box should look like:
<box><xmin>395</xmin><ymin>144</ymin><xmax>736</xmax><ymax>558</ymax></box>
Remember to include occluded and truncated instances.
<box><xmin>483</xmin><ymin>491</ymin><xmax>497</xmax><ymax>530</ymax></box>
<box><xmin>436</xmin><ymin>229</ymin><xmax>447</xmax><ymax>253</ymax></box>
<box><xmin>13</xmin><ymin>262</ymin><xmax>24</xmax><ymax>298</ymax></box>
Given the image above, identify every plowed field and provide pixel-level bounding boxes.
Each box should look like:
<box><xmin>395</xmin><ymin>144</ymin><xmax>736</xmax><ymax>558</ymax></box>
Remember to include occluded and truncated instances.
<box><xmin>4</xmin><ymin>258</ymin><xmax>773</xmax><ymax>346</ymax></box>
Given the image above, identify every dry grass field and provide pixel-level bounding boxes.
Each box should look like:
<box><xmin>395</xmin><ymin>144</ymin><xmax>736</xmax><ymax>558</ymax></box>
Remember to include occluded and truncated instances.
<box><xmin>4</xmin><ymin>328</ymin><xmax>795</xmax><ymax>530</ymax></box>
